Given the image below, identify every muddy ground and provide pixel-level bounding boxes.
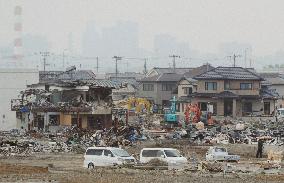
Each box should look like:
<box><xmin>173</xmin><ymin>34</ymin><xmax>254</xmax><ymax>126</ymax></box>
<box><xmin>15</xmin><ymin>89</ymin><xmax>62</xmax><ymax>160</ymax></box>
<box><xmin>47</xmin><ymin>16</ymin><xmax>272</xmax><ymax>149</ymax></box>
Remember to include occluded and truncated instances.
<box><xmin>0</xmin><ymin>142</ymin><xmax>284</xmax><ymax>183</ymax></box>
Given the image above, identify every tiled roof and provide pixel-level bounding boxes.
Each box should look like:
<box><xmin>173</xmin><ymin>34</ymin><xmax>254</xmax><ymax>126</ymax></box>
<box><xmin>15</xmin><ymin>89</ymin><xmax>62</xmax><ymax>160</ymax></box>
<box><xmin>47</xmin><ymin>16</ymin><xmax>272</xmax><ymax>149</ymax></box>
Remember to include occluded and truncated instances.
<box><xmin>139</xmin><ymin>75</ymin><xmax>159</xmax><ymax>82</ymax></box>
<box><xmin>187</xmin><ymin>91</ymin><xmax>238</xmax><ymax>99</ymax></box>
<box><xmin>59</xmin><ymin>70</ymin><xmax>96</xmax><ymax>80</ymax></box>
<box><xmin>194</xmin><ymin>67</ymin><xmax>263</xmax><ymax>80</ymax></box>
<box><xmin>106</xmin><ymin>72</ymin><xmax>145</xmax><ymax>80</ymax></box>
<box><xmin>139</xmin><ymin>73</ymin><xmax>183</xmax><ymax>82</ymax></box>
<box><xmin>109</xmin><ymin>78</ymin><xmax>139</xmax><ymax>88</ymax></box>
<box><xmin>184</xmin><ymin>64</ymin><xmax>214</xmax><ymax>78</ymax></box>
<box><xmin>152</xmin><ymin>67</ymin><xmax>193</xmax><ymax>75</ymax></box>
<box><xmin>142</xmin><ymin>65</ymin><xmax>214</xmax><ymax>83</ymax></box>
<box><xmin>39</xmin><ymin>70</ymin><xmax>96</xmax><ymax>83</ymax></box>
<box><xmin>260</xmin><ymin>88</ymin><xmax>279</xmax><ymax>99</ymax></box>
<box><xmin>217</xmin><ymin>91</ymin><xmax>239</xmax><ymax>98</ymax></box>
<box><xmin>179</xmin><ymin>77</ymin><xmax>197</xmax><ymax>85</ymax></box>
<box><xmin>179</xmin><ymin>90</ymin><xmax>278</xmax><ymax>100</ymax></box>
<box><xmin>88</xmin><ymin>80</ymin><xmax>121</xmax><ymax>88</ymax></box>
<box><xmin>259</xmin><ymin>73</ymin><xmax>284</xmax><ymax>85</ymax></box>
<box><xmin>57</xmin><ymin>79</ymin><xmax>121</xmax><ymax>88</ymax></box>
<box><xmin>259</xmin><ymin>73</ymin><xmax>280</xmax><ymax>78</ymax></box>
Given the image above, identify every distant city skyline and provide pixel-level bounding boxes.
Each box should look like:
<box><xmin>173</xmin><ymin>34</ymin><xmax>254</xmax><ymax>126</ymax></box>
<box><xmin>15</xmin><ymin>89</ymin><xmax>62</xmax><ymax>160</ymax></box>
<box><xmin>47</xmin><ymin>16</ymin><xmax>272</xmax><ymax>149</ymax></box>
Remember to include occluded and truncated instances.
<box><xmin>1</xmin><ymin>0</ymin><xmax>284</xmax><ymax>72</ymax></box>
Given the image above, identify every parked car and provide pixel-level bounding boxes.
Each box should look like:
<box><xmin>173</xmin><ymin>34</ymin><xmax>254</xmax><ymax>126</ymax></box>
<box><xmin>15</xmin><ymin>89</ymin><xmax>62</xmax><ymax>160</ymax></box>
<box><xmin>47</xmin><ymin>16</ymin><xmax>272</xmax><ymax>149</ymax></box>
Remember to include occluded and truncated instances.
<box><xmin>277</xmin><ymin>108</ymin><xmax>284</xmax><ymax>120</ymax></box>
<box><xmin>83</xmin><ymin>147</ymin><xmax>136</xmax><ymax>169</ymax></box>
<box><xmin>139</xmin><ymin>148</ymin><xmax>188</xmax><ymax>165</ymax></box>
<box><xmin>205</xmin><ymin>146</ymin><xmax>240</xmax><ymax>162</ymax></box>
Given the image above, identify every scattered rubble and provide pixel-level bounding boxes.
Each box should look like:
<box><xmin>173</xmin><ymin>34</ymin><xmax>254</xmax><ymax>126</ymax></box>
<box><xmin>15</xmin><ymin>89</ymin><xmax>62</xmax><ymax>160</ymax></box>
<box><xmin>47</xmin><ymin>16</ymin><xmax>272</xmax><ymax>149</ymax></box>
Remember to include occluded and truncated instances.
<box><xmin>3</xmin><ymin>96</ymin><xmax>284</xmax><ymax>182</ymax></box>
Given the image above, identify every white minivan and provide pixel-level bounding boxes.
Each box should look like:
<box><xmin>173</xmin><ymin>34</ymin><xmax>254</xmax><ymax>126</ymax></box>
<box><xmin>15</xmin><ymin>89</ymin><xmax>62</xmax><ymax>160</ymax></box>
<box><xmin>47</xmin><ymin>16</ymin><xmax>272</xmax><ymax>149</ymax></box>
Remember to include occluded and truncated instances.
<box><xmin>277</xmin><ymin>108</ymin><xmax>284</xmax><ymax>119</ymax></box>
<box><xmin>83</xmin><ymin>147</ymin><xmax>136</xmax><ymax>169</ymax></box>
<box><xmin>139</xmin><ymin>148</ymin><xmax>188</xmax><ymax>165</ymax></box>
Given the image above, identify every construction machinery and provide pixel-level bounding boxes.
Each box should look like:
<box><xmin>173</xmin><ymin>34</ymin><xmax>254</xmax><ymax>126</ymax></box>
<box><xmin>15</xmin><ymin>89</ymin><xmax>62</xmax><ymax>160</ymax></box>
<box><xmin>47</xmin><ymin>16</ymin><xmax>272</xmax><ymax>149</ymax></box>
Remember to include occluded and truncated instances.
<box><xmin>127</xmin><ymin>97</ymin><xmax>151</xmax><ymax>113</ymax></box>
<box><xmin>184</xmin><ymin>103</ymin><xmax>214</xmax><ymax>125</ymax></box>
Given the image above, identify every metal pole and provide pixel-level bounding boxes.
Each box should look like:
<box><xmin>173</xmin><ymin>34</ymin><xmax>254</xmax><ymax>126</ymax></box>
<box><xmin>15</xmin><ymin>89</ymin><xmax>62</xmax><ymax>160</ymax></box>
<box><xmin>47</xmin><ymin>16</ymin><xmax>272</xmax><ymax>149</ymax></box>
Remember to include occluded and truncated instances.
<box><xmin>169</xmin><ymin>55</ymin><xmax>180</xmax><ymax>72</ymax></box>
<box><xmin>96</xmin><ymin>56</ymin><xmax>99</xmax><ymax>73</ymax></box>
<box><xmin>113</xmin><ymin>56</ymin><xmax>122</xmax><ymax>80</ymax></box>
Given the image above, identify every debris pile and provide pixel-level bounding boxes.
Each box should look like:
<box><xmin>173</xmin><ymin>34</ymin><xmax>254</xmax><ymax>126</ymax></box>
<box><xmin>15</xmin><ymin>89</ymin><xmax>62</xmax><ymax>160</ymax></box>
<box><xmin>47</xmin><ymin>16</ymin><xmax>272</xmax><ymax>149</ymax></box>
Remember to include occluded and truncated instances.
<box><xmin>201</xmin><ymin>161</ymin><xmax>224</xmax><ymax>172</ymax></box>
<box><xmin>0</xmin><ymin>125</ymin><xmax>150</xmax><ymax>157</ymax></box>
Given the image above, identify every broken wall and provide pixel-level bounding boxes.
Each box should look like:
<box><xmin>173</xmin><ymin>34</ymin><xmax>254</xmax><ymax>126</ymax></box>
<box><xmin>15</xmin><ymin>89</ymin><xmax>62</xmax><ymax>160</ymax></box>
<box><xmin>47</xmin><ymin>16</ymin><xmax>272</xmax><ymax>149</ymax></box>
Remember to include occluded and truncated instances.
<box><xmin>60</xmin><ymin>113</ymin><xmax>72</xmax><ymax>126</ymax></box>
<box><xmin>82</xmin><ymin>115</ymin><xmax>88</xmax><ymax>129</ymax></box>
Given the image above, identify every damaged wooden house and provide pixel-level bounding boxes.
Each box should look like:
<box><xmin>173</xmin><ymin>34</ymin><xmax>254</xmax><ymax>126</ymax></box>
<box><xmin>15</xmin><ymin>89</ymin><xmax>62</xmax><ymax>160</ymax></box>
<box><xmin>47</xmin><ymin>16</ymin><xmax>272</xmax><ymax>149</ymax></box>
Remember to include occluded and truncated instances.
<box><xmin>11</xmin><ymin>67</ymin><xmax>120</xmax><ymax>131</ymax></box>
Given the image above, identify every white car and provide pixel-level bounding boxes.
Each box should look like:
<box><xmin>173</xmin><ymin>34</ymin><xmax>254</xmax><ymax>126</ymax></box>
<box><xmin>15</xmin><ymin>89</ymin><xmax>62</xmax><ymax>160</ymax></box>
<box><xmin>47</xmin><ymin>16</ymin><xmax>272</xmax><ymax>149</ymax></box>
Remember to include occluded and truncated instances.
<box><xmin>139</xmin><ymin>148</ymin><xmax>188</xmax><ymax>165</ymax></box>
<box><xmin>205</xmin><ymin>146</ymin><xmax>240</xmax><ymax>162</ymax></box>
<box><xmin>83</xmin><ymin>147</ymin><xmax>136</xmax><ymax>169</ymax></box>
<box><xmin>277</xmin><ymin>108</ymin><xmax>284</xmax><ymax>119</ymax></box>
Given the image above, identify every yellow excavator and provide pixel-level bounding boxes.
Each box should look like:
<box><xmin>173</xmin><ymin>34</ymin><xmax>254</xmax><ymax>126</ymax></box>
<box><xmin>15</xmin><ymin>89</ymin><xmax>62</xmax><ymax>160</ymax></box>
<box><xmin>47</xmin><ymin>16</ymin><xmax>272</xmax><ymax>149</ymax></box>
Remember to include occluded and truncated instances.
<box><xmin>127</xmin><ymin>97</ymin><xmax>151</xmax><ymax>113</ymax></box>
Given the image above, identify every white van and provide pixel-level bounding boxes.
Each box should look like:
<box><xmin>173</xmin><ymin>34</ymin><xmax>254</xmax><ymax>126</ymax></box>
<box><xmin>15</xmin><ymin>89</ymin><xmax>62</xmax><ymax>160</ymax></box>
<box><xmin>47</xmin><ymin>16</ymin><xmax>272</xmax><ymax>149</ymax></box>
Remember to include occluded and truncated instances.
<box><xmin>83</xmin><ymin>147</ymin><xmax>136</xmax><ymax>169</ymax></box>
<box><xmin>139</xmin><ymin>148</ymin><xmax>188</xmax><ymax>165</ymax></box>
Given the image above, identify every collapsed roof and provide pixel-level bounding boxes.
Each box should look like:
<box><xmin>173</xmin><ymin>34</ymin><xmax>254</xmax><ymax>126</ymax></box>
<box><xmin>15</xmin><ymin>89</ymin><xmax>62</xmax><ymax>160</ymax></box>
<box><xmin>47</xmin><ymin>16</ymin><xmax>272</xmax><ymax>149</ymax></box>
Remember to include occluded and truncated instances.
<box><xmin>38</xmin><ymin>70</ymin><xmax>121</xmax><ymax>89</ymax></box>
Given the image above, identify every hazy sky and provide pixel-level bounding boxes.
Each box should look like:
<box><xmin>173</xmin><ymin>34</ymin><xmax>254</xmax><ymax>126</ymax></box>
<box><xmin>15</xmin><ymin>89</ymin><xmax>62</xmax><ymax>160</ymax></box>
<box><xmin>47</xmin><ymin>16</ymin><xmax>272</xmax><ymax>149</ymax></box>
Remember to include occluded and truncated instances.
<box><xmin>1</xmin><ymin>0</ymin><xmax>284</xmax><ymax>56</ymax></box>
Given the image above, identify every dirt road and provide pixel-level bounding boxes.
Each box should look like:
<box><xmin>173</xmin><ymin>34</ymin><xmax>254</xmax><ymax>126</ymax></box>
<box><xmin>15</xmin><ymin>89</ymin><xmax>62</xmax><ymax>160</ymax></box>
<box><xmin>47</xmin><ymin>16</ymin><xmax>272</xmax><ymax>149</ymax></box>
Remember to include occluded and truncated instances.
<box><xmin>0</xmin><ymin>143</ymin><xmax>283</xmax><ymax>183</ymax></box>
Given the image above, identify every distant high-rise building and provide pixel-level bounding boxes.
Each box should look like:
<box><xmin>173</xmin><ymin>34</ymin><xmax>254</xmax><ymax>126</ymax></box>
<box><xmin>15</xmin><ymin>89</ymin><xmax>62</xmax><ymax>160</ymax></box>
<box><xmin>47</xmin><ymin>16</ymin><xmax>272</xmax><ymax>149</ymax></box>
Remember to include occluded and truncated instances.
<box><xmin>13</xmin><ymin>4</ymin><xmax>23</xmax><ymax>63</ymax></box>
<box><xmin>154</xmin><ymin>34</ymin><xmax>191</xmax><ymax>57</ymax></box>
<box><xmin>81</xmin><ymin>21</ymin><xmax>147</xmax><ymax>72</ymax></box>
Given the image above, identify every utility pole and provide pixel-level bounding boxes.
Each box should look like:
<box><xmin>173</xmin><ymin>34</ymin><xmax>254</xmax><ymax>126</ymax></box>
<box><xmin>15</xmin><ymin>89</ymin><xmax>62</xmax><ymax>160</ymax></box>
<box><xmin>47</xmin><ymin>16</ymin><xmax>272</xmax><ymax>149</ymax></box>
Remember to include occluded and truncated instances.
<box><xmin>169</xmin><ymin>55</ymin><xmax>180</xmax><ymax>71</ymax></box>
<box><xmin>96</xmin><ymin>56</ymin><xmax>99</xmax><ymax>73</ymax></box>
<box><xmin>62</xmin><ymin>51</ymin><xmax>65</xmax><ymax>69</ymax></box>
<box><xmin>143</xmin><ymin>58</ymin><xmax>148</xmax><ymax>75</ymax></box>
<box><xmin>206</xmin><ymin>62</ymin><xmax>210</xmax><ymax>71</ymax></box>
<box><xmin>126</xmin><ymin>60</ymin><xmax>129</xmax><ymax>72</ymax></box>
<box><xmin>228</xmin><ymin>54</ymin><xmax>241</xmax><ymax>67</ymax></box>
<box><xmin>233</xmin><ymin>54</ymin><xmax>241</xmax><ymax>67</ymax></box>
<box><xmin>113</xmin><ymin>56</ymin><xmax>122</xmax><ymax>80</ymax></box>
<box><xmin>40</xmin><ymin>51</ymin><xmax>50</xmax><ymax>72</ymax></box>
<box><xmin>62</xmin><ymin>49</ymin><xmax>68</xmax><ymax>69</ymax></box>
<box><xmin>244</xmin><ymin>48</ymin><xmax>248</xmax><ymax>68</ymax></box>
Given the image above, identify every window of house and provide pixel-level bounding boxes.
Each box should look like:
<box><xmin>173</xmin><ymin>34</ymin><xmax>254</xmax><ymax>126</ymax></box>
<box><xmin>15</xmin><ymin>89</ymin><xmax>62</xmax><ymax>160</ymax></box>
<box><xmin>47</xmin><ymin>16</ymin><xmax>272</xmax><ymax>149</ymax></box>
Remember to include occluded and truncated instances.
<box><xmin>199</xmin><ymin>102</ymin><xmax>208</xmax><ymax>111</ymax></box>
<box><xmin>45</xmin><ymin>85</ymin><xmax>50</xmax><ymax>91</ymax></box>
<box><xmin>205</xmin><ymin>82</ymin><xmax>217</xmax><ymax>90</ymax></box>
<box><xmin>264</xmin><ymin>102</ymin><xmax>270</xmax><ymax>115</ymax></box>
<box><xmin>198</xmin><ymin>102</ymin><xmax>217</xmax><ymax>115</ymax></box>
<box><xmin>224</xmin><ymin>81</ymin><xmax>230</xmax><ymax>90</ymax></box>
<box><xmin>242</xmin><ymin>102</ymin><xmax>252</xmax><ymax>114</ymax></box>
<box><xmin>240</xmin><ymin>83</ymin><xmax>252</xmax><ymax>90</ymax></box>
<box><xmin>162</xmin><ymin>83</ymin><xmax>175</xmax><ymax>91</ymax></box>
<box><xmin>183</xmin><ymin>87</ymin><xmax>193</xmax><ymax>95</ymax></box>
<box><xmin>49</xmin><ymin>115</ymin><xmax>60</xmax><ymax>126</ymax></box>
<box><xmin>143</xmin><ymin>84</ymin><xmax>154</xmax><ymax>91</ymax></box>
